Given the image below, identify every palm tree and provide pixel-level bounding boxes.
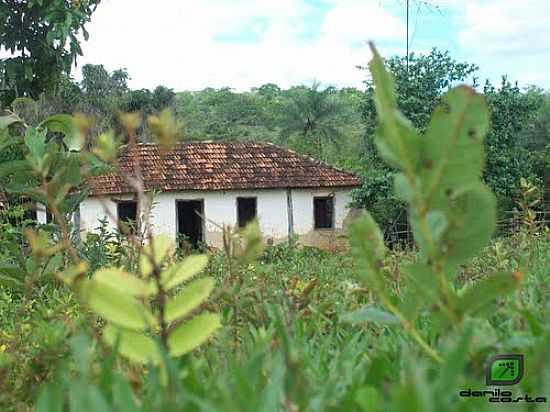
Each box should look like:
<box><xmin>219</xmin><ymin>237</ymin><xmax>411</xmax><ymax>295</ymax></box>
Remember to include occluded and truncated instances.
<box><xmin>277</xmin><ymin>82</ymin><xmax>349</xmax><ymax>160</ymax></box>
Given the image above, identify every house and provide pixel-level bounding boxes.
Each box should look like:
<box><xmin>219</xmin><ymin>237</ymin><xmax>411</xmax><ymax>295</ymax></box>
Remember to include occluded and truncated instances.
<box><xmin>40</xmin><ymin>142</ymin><xmax>362</xmax><ymax>249</ymax></box>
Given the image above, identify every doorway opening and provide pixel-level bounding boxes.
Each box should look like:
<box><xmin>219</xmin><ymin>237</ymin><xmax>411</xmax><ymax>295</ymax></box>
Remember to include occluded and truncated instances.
<box><xmin>117</xmin><ymin>200</ymin><xmax>138</xmax><ymax>232</ymax></box>
<box><xmin>176</xmin><ymin>200</ymin><xmax>204</xmax><ymax>249</ymax></box>
<box><xmin>237</xmin><ymin>197</ymin><xmax>257</xmax><ymax>228</ymax></box>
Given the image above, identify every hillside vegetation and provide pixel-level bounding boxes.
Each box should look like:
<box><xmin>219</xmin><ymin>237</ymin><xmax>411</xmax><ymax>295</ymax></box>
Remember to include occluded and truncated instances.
<box><xmin>0</xmin><ymin>45</ymin><xmax>548</xmax><ymax>411</ymax></box>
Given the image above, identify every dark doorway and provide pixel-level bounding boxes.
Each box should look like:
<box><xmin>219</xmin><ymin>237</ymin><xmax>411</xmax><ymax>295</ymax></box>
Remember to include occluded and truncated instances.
<box><xmin>177</xmin><ymin>200</ymin><xmax>204</xmax><ymax>248</ymax></box>
<box><xmin>237</xmin><ymin>197</ymin><xmax>257</xmax><ymax>228</ymax></box>
<box><xmin>117</xmin><ymin>200</ymin><xmax>138</xmax><ymax>232</ymax></box>
<box><xmin>314</xmin><ymin>196</ymin><xmax>334</xmax><ymax>229</ymax></box>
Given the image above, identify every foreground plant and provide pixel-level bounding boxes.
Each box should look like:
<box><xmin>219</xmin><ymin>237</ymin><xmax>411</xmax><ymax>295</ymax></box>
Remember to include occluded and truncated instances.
<box><xmin>344</xmin><ymin>44</ymin><xmax>522</xmax><ymax>362</ymax></box>
<box><xmin>59</xmin><ymin>236</ymin><xmax>219</xmax><ymax>365</ymax></box>
<box><xmin>0</xmin><ymin>108</ymin><xmax>221</xmax><ymax>368</ymax></box>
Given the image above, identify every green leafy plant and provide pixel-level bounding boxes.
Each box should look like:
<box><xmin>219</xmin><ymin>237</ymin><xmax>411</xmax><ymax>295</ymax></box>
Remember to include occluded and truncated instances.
<box><xmin>345</xmin><ymin>44</ymin><xmax>522</xmax><ymax>362</ymax></box>
<box><xmin>0</xmin><ymin>108</ymin><xmax>222</xmax><ymax>375</ymax></box>
<box><xmin>59</xmin><ymin>236</ymin><xmax>220</xmax><ymax>365</ymax></box>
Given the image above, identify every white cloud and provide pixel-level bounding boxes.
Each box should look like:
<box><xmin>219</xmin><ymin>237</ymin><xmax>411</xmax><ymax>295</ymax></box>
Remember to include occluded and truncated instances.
<box><xmin>321</xmin><ymin>0</ymin><xmax>405</xmax><ymax>42</ymax></box>
<box><xmin>77</xmin><ymin>0</ymin><xmax>405</xmax><ymax>91</ymax></box>
<box><xmin>458</xmin><ymin>0</ymin><xmax>550</xmax><ymax>55</ymax></box>
<box><xmin>455</xmin><ymin>0</ymin><xmax>550</xmax><ymax>87</ymax></box>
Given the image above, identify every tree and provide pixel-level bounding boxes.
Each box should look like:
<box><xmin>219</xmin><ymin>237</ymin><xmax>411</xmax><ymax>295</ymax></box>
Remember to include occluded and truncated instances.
<box><xmin>0</xmin><ymin>0</ymin><xmax>102</xmax><ymax>106</ymax></box>
<box><xmin>354</xmin><ymin>49</ymin><xmax>479</xmax><ymax>234</ymax></box>
<box><xmin>277</xmin><ymin>82</ymin><xmax>352</xmax><ymax>160</ymax></box>
<box><xmin>80</xmin><ymin>64</ymin><xmax>128</xmax><ymax>109</ymax></box>
<box><xmin>175</xmin><ymin>87</ymin><xmax>265</xmax><ymax>140</ymax></box>
<box><xmin>519</xmin><ymin>92</ymin><xmax>550</xmax><ymax>207</ymax></box>
<box><xmin>152</xmin><ymin>85</ymin><xmax>175</xmax><ymax>111</ymax></box>
<box><xmin>483</xmin><ymin>79</ymin><xmax>546</xmax><ymax>210</ymax></box>
<box><xmin>360</xmin><ymin>49</ymin><xmax>478</xmax><ymax>146</ymax></box>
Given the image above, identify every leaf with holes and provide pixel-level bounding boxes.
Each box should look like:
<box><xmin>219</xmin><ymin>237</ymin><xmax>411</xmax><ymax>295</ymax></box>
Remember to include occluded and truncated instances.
<box><xmin>420</xmin><ymin>86</ymin><xmax>489</xmax><ymax>204</ymax></box>
<box><xmin>444</xmin><ymin>183</ymin><xmax>496</xmax><ymax>268</ymax></box>
<box><xmin>348</xmin><ymin>212</ymin><xmax>386</xmax><ymax>291</ymax></box>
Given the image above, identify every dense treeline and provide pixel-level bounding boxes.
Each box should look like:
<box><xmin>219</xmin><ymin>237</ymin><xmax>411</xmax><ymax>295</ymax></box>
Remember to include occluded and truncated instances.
<box><xmin>1</xmin><ymin>0</ymin><xmax>548</xmax><ymax>233</ymax></box>
<box><xmin>3</xmin><ymin>53</ymin><xmax>549</xmax><ymax>235</ymax></box>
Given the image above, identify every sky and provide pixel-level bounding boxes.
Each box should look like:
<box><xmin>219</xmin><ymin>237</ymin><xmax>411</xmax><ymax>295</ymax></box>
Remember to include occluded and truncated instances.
<box><xmin>71</xmin><ymin>0</ymin><xmax>550</xmax><ymax>91</ymax></box>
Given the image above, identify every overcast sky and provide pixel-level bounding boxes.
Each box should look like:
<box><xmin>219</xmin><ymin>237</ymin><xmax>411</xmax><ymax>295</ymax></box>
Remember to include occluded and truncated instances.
<box><xmin>74</xmin><ymin>0</ymin><xmax>550</xmax><ymax>91</ymax></box>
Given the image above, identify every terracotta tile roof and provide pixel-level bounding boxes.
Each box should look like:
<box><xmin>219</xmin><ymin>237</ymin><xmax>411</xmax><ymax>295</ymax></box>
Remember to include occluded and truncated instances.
<box><xmin>87</xmin><ymin>142</ymin><xmax>361</xmax><ymax>196</ymax></box>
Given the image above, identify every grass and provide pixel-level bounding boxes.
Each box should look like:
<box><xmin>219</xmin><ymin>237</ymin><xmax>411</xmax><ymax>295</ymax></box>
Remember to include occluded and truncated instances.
<box><xmin>0</xmin><ymin>229</ymin><xmax>549</xmax><ymax>411</ymax></box>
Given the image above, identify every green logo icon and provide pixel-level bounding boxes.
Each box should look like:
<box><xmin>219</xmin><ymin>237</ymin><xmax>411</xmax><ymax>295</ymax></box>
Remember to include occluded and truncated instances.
<box><xmin>486</xmin><ymin>354</ymin><xmax>524</xmax><ymax>386</ymax></box>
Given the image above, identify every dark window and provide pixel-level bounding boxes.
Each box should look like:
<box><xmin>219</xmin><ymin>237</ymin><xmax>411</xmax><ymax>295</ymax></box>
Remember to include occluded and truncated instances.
<box><xmin>46</xmin><ymin>209</ymin><xmax>53</xmax><ymax>224</ymax></box>
<box><xmin>117</xmin><ymin>201</ymin><xmax>138</xmax><ymax>230</ymax></box>
<box><xmin>314</xmin><ymin>196</ymin><xmax>334</xmax><ymax>229</ymax></box>
<box><xmin>237</xmin><ymin>197</ymin><xmax>257</xmax><ymax>228</ymax></box>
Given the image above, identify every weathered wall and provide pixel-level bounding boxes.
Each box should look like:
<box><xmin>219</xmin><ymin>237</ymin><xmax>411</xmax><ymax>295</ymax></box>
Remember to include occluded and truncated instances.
<box><xmin>80</xmin><ymin>195</ymin><xmax>121</xmax><ymax>234</ymax></box>
<box><xmin>291</xmin><ymin>188</ymin><xmax>354</xmax><ymax>250</ymax></box>
<box><xmin>147</xmin><ymin>190</ymin><xmax>289</xmax><ymax>247</ymax></box>
<box><xmin>78</xmin><ymin>187</ymin><xmax>356</xmax><ymax>249</ymax></box>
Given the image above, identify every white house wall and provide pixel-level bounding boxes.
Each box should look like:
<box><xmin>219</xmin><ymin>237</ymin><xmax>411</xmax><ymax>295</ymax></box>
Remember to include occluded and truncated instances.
<box><xmin>79</xmin><ymin>196</ymin><xmax>119</xmax><ymax>234</ymax></box>
<box><xmin>79</xmin><ymin>188</ymin><xmax>355</xmax><ymax>249</ymax></box>
<box><xmin>291</xmin><ymin>188</ymin><xmax>353</xmax><ymax>249</ymax></box>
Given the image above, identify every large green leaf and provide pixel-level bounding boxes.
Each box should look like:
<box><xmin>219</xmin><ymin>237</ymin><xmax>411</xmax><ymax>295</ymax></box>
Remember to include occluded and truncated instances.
<box><xmin>160</xmin><ymin>254</ymin><xmax>208</xmax><ymax>290</ymax></box>
<box><xmin>235</xmin><ymin>220</ymin><xmax>264</xmax><ymax>265</ymax></box>
<box><xmin>420</xmin><ymin>86</ymin><xmax>489</xmax><ymax>203</ymax></box>
<box><xmin>39</xmin><ymin>114</ymin><xmax>83</xmax><ymax>151</ymax></box>
<box><xmin>398</xmin><ymin>263</ymin><xmax>440</xmax><ymax>322</ymax></box>
<box><xmin>93</xmin><ymin>267</ymin><xmax>156</xmax><ymax>297</ymax></box>
<box><xmin>457</xmin><ymin>271</ymin><xmax>521</xmax><ymax>316</ymax></box>
<box><xmin>165</xmin><ymin>277</ymin><xmax>214</xmax><ymax>323</ymax></box>
<box><xmin>341</xmin><ymin>305</ymin><xmax>399</xmax><ymax>325</ymax></box>
<box><xmin>102</xmin><ymin>325</ymin><xmax>160</xmax><ymax>365</ymax></box>
<box><xmin>84</xmin><ymin>283</ymin><xmax>154</xmax><ymax>331</ymax></box>
<box><xmin>167</xmin><ymin>313</ymin><xmax>220</xmax><ymax>357</ymax></box>
<box><xmin>24</xmin><ymin>127</ymin><xmax>48</xmax><ymax>163</ymax></box>
<box><xmin>369</xmin><ymin>43</ymin><xmax>420</xmax><ymax>174</ymax></box>
<box><xmin>443</xmin><ymin>183</ymin><xmax>496</xmax><ymax>268</ymax></box>
<box><xmin>0</xmin><ymin>112</ymin><xmax>22</xmax><ymax>129</ymax></box>
<box><xmin>0</xmin><ymin>266</ymin><xmax>27</xmax><ymax>288</ymax></box>
<box><xmin>0</xmin><ymin>159</ymin><xmax>30</xmax><ymax>178</ymax></box>
<box><xmin>348</xmin><ymin>212</ymin><xmax>386</xmax><ymax>291</ymax></box>
<box><xmin>139</xmin><ymin>234</ymin><xmax>175</xmax><ymax>277</ymax></box>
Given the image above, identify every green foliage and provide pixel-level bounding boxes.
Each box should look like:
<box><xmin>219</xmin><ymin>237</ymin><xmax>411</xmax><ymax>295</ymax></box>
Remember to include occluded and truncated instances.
<box><xmin>354</xmin><ymin>49</ymin><xmax>549</xmax><ymax>232</ymax></box>
<box><xmin>345</xmin><ymin>45</ymin><xmax>523</xmax><ymax>364</ymax></box>
<box><xmin>482</xmin><ymin>79</ymin><xmax>545</xmax><ymax>207</ymax></box>
<box><xmin>277</xmin><ymin>82</ymin><xmax>359</xmax><ymax>161</ymax></box>
<box><xmin>353</xmin><ymin>49</ymin><xmax>479</xmax><ymax>230</ymax></box>
<box><xmin>60</xmin><ymin>235</ymin><xmax>220</xmax><ymax>366</ymax></box>
<box><xmin>0</xmin><ymin>0</ymin><xmax>102</xmax><ymax>104</ymax></box>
